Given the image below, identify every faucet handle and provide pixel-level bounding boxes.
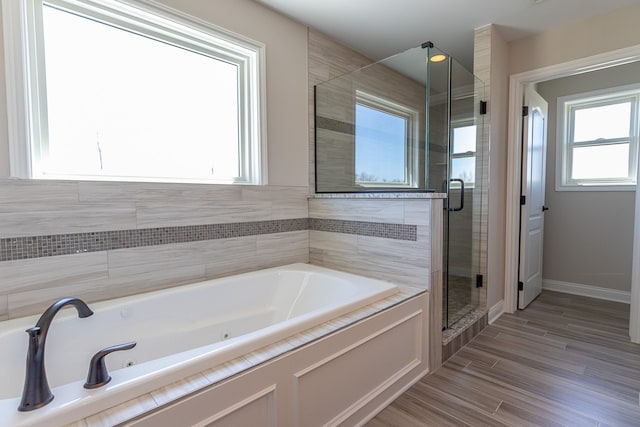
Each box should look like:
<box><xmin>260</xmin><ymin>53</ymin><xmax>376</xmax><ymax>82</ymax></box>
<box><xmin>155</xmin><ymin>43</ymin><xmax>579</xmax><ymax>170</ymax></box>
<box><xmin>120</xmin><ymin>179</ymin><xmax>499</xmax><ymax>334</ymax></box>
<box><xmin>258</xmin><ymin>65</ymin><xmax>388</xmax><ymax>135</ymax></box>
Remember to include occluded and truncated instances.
<box><xmin>84</xmin><ymin>342</ymin><xmax>136</xmax><ymax>389</ymax></box>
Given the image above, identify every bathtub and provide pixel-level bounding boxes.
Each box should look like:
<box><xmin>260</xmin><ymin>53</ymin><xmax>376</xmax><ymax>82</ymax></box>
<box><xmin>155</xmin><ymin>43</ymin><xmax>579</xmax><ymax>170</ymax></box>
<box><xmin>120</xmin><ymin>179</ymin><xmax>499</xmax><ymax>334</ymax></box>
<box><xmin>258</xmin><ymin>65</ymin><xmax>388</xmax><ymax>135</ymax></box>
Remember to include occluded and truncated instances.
<box><xmin>0</xmin><ymin>263</ymin><xmax>399</xmax><ymax>427</ymax></box>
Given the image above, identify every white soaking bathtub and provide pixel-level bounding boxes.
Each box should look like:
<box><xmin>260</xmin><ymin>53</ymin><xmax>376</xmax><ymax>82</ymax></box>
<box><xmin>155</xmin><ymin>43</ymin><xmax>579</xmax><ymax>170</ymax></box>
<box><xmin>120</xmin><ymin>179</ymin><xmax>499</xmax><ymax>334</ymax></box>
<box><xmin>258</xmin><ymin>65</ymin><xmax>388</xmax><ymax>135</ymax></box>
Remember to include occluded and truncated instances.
<box><xmin>0</xmin><ymin>263</ymin><xmax>399</xmax><ymax>427</ymax></box>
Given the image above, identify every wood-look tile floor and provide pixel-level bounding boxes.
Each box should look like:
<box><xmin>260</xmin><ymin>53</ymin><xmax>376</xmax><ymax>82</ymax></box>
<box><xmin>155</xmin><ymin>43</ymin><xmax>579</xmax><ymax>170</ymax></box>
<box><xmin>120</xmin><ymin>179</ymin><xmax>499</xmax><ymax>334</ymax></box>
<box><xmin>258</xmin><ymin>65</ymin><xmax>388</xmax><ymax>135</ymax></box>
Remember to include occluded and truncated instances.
<box><xmin>367</xmin><ymin>291</ymin><xmax>640</xmax><ymax>426</ymax></box>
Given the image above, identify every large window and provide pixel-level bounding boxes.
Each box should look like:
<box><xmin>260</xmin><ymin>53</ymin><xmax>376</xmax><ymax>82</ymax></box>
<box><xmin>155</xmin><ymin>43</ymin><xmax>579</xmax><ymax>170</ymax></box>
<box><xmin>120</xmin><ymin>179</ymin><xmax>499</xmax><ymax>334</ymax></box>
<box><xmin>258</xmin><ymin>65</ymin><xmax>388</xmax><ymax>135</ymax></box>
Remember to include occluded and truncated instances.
<box><xmin>3</xmin><ymin>0</ymin><xmax>266</xmax><ymax>184</ymax></box>
<box><xmin>354</xmin><ymin>92</ymin><xmax>418</xmax><ymax>188</ymax></box>
<box><xmin>557</xmin><ymin>85</ymin><xmax>640</xmax><ymax>190</ymax></box>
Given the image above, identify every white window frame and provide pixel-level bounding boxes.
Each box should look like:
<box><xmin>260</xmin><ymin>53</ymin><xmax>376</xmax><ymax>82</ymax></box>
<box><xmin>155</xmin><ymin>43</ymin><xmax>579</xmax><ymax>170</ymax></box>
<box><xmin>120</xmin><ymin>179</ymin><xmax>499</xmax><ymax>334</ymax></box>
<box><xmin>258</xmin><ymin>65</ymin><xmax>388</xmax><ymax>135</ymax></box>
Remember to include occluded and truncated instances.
<box><xmin>556</xmin><ymin>84</ymin><xmax>640</xmax><ymax>192</ymax></box>
<box><xmin>2</xmin><ymin>0</ymin><xmax>267</xmax><ymax>184</ymax></box>
<box><xmin>354</xmin><ymin>91</ymin><xmax>419</xmax><ymax>188</ymax></box>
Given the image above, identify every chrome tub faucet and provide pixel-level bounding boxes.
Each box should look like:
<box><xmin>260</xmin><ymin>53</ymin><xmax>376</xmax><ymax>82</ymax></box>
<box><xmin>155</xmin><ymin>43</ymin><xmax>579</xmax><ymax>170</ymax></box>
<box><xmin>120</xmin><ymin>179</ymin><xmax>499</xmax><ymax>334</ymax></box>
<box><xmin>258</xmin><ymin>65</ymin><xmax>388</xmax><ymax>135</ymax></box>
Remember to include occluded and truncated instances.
<box><xmin>18</xmin><ymin>297</ymin><xmax>94</xmax><ymax>411</ymax></box>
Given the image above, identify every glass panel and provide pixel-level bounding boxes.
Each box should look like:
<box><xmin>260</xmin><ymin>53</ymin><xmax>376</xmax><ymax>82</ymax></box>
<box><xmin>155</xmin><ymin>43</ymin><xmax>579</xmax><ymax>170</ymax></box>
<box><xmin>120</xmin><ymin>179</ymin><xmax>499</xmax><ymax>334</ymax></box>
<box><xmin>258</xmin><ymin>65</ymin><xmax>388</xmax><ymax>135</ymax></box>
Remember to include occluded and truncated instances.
<box><xmin>445</xmin><ymin>58</ymin><xmax>483</xmax><ymax>328</ymax></box>
<box><xmin>315</xmin><ymin>45</ymin><xmax>427</xmax><ymax>192</ymax></box>
<box><xmin>42</xmin><ymin>5</ymin><xmax>240</xmax><ymax>181</ymax></box>
<box><xmin>315</xmin><ymin>43</ymin><xmax>487</xmax><ymax>332</ymax></box>
<box><xmin>572</xmin><ymin>143</ymin><xmax>630</xmax><ymax>179</ymax></box>
<box><xmin>355</xmin><ymin>104</ymin><xmax>408</xmax><ymax>184</ymax></box>
<box><xmin>425</xmin><ymin>46</ymin><xmax>485</xmax><ymax>330</ymax></box>
<box><xmin>573</xmin><ymin>102</ymin><xmax>631</xmax><ymax>142</ymax></box>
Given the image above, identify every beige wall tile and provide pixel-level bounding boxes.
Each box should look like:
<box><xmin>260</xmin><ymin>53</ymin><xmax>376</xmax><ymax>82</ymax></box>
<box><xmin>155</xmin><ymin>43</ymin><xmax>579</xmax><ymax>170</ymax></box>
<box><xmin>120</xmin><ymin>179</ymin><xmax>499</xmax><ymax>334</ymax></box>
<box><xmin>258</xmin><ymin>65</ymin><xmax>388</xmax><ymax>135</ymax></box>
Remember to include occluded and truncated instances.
<box><xmin>312</xmin><ymin>247</ymin><xmax>429</xmax><ymax>289</ymax></box>
<box><xmin>0</xmin><ymin>179</ymin><xmax>79</xmax><ymax>204</ymax></box>
<box><xmin>356</xmin><ymin>235</ymin><xmax>430</xmax><ymax>268</ymax></box>
<box><xmin>135</xmin><ymin>200</ymin><xmax>271</xmax><ymax>228</ymax></box>
<box><xmin>8</xmin><ymin>264</ymin><xmax>206</xmax><ymax>319</ymax></box>
<box><xmin>309</xmin><ymin>199</ymin><xmax>404</xmax><ymax>223</ymax></box>
<box><xmin>308</xmin><ymin>199</ymin><xmax>435</xmax><ymax>289</ymax></box>
<box><xmin>0</xmin><ymin>295</ymin><xmax>7</xmax><ymax>321</ymax></box>
<box><xmin>0</xmin><ymin>252</ymin><xmax>108</xmax><ymax>295</ymax></box>
<box><xmin>0</xmin><ymin>203</ymin><xmax>137</xmax><ymax>238</ymax></box>
<box><xmin>404</xmin><ymin>200</ymin><xmax>431</xmax><ymax>226</ymax></box>
<box><xmin>256</xmin><ymin>230</ymin><xmax>310</xmax><ymax>266</ymax></box>
<box><xmin>106</xmin><ymin>238</ymin><xmax>257</xmax><ymax>278</ymax></box>
<box><xmin>241</xmin><ymin>186</ymin><xmax>309</xmax><ymax>219</ymax></box>
<box><xmin>309</xmin><ymin>230</ymin><xmax>358</xmax><ymax>252</ymax></box>
<box><xmin>78</xmin><ymin>181</ymin><xmax>243</xmax><ymax>203</ymax></box>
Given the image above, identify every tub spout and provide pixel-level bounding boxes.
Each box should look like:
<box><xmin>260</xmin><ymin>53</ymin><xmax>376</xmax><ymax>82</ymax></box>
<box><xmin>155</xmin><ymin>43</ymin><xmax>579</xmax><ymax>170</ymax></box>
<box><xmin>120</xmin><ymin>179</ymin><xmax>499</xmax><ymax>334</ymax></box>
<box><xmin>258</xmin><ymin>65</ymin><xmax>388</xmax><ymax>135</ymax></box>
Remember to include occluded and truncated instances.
<box><xmin>18</xmin><ymin>297</ymin><xmax>94</xmax><ymax>411</ymax></box>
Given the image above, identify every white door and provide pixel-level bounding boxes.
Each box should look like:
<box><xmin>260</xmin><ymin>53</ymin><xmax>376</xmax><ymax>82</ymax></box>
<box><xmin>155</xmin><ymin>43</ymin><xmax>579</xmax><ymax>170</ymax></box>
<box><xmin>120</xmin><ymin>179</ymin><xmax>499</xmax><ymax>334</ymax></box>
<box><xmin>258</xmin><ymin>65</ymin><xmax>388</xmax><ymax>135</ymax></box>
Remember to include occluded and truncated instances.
<box><xmin>518</xmin><ymin>86</ymin><xmax>548</xmax><ymax>309</ymax></box>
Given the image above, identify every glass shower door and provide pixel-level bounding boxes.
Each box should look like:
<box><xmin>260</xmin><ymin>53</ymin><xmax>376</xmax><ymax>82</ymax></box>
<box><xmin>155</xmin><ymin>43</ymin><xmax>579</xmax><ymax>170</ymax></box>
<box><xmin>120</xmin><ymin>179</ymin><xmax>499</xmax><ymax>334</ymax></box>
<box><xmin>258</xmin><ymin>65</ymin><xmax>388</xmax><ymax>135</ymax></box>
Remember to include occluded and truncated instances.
<box><xmin>427</xmin><ymin>47</ymin><xmax>485</xmax><ymax>329</ymax></box>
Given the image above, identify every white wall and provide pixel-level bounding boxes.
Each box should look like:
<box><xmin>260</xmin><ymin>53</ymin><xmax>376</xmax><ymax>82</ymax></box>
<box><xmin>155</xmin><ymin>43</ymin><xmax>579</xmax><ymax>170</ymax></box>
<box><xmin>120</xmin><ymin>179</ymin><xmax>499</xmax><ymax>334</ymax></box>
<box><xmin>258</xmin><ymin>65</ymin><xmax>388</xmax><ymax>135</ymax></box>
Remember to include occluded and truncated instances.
<box><xmin>501</xmin><ymin>2</ymin><xmax>640</xmax><ymax>306</ymax></box>
<box><xmin>509</xmin><ymin>2</ymin><xmax>640</xmax><ymax>76</ymax></box>
<box><xmin>536</xmin><ymin>61</ymin><xmax>640</xmax><ymax>292</ymax></box>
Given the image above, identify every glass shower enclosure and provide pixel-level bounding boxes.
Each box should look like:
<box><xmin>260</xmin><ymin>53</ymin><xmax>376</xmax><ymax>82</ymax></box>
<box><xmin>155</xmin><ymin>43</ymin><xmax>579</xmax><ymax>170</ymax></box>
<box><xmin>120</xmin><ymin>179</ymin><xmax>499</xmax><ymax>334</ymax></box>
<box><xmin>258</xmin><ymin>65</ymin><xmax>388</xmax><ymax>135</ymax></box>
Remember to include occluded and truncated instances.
<box><xmin>314</xmin><ymin>43</ymin><xmax>486</xmax><ymax>330</ymax></box>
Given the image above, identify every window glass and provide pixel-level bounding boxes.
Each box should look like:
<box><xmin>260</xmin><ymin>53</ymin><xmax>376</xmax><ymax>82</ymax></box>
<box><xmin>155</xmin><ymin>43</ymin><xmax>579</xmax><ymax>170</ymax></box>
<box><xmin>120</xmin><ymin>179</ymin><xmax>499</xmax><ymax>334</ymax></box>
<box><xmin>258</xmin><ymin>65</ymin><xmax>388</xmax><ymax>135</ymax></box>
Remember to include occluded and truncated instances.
<box><xmin>450</xmin><ymin>124</ymin><xmax>476</xmax><ymax>186</ymax></box>
<box><xmin>355</xmin><ymin>104</ymin><xmax>408</xmax><ymax>184</ymax></box>
<box><xmin>573</xmin><ymin>102</ymin><xmax>631</xmax><ymax>142</ymax></box>
<box><xmin>572</xmin><ymin>143</ymin><xmax>629</xmax><ymax>180</ymax></box>
<box><xmin>42</xmin><ymin>5</ymin><xmax>241</xmax><ymax>181</ymax></box>
<box><xmin>452</xmin><ymin>125</ymin><xmax>476</xmax><ymax>154</ymax></box>
<box><xmin>451</xmin><ymin>157</ymin><xmax>475</xmax><ymax>184</ymax></box>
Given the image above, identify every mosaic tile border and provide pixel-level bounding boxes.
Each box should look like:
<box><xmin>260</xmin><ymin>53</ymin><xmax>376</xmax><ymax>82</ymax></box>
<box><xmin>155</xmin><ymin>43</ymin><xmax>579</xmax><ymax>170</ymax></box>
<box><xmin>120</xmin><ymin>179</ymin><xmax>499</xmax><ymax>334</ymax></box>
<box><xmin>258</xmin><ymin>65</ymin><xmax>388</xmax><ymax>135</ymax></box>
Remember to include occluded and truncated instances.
<box><xmin>0</xmin><ymin>218</ymin><xmax>309</xmax><ymax>262</ymax></box>
<box><xmin>0</xmin><ymin>217</ymin><xmax>418</xmax><ymax>262</ymax></box>
<box><xmin>310</xmin><ymin>218</ymin><xmax>417</xmax><ymax>241</ymax></box>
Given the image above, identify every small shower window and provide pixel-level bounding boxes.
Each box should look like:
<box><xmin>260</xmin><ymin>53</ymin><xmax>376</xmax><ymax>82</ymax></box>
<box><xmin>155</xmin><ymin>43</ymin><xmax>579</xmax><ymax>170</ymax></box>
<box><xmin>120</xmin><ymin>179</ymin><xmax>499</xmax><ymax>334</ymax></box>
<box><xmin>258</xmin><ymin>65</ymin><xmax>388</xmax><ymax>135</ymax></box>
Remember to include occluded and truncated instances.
<box><xmin>354</xmin><ymin>92</ymin><xmax>418</xmax><ymax>188</ymax></box>
<box><xmin>450</xmin><ymin>123</ymin><xmax>477</xmax><ymax>188</ymax></box>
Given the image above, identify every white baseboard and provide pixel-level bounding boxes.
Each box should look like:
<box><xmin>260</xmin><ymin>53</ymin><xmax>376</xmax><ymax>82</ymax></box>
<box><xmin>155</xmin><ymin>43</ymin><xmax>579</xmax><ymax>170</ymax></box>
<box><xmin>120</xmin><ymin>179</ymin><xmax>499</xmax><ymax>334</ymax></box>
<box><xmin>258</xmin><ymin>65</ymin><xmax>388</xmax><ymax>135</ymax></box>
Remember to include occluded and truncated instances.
<box><xmin>542</xmin><ymin>279</ymin><xmax>630</xmax><ymax>304</ymax></box>
<box><xmin>489</xmin><ymin>300</ymin><xmax>504</xmax><ymax>324</ymax></box>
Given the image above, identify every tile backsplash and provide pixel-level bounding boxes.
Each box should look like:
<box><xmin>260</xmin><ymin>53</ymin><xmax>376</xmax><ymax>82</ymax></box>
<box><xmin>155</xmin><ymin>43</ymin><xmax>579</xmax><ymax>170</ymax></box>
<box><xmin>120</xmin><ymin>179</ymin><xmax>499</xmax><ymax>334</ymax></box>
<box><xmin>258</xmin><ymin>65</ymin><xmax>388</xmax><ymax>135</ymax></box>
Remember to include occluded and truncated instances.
<box><xmin>0</xmin><ymin>179</ymin><xmax>439</xmax><ymax>321</ymax></box>
<box><xmin>0</xmin><ymin>179</ymin><xmax>310</xmax><ymax>319</ymax></box>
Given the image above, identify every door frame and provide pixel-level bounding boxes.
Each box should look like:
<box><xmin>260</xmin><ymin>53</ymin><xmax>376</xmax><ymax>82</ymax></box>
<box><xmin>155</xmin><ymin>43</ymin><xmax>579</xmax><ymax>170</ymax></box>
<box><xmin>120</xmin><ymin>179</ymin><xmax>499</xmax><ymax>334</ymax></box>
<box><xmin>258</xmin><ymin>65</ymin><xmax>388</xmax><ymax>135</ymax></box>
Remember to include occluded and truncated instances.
<box><xmin>504</xmin><ymin>43</ymin><xmax>640</xmax><ymax>341</ymax></box>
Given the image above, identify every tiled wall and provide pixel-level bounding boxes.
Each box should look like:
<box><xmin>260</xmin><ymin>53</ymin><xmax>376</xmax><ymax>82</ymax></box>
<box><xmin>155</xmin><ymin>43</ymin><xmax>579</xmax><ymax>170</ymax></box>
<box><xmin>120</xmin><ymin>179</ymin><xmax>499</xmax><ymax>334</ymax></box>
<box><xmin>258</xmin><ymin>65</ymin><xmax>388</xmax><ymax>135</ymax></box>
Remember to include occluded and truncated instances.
<box><xmin>309</xmin><ymin>195</ymin><xmax>444</xmax><ymax>366</ymax></box>
<box><xmin>473</xmin><ymin>25</ymin><xmax>495</xmax><ymax>309</ymax></box>
<box><xmin>309</xmin><ymin>197</ymin><xmax>437</xmax><ymax>289</ymax></box>
<box><xmin>0</xmin><ymin>179</ymin><xmax>309</xmax><ymax>320</ymax></box>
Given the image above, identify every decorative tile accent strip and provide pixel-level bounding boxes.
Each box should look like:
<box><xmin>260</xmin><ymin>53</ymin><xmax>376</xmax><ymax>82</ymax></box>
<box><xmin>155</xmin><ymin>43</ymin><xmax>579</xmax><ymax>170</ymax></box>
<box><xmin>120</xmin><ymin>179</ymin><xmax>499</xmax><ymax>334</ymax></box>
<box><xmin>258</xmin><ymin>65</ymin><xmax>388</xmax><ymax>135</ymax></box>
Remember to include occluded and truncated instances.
<box><xmin>0</xmin><ymin>218</ymin><xmax>309</xmax><ymax>262</ymax></box>
<box><xmin>310</xmin><ymin>192</ymin><xmax>445</xmax><ymax>199</ymax></box>
<box><xmin>310</xmin><ymin>218</ymin><xmax>416</xmax><ymax>241</ymax></box>
<box><xmin>315</xmin><ymin>116</ymin><xmax>355</xmax><ymax>134</ymax></box>
<box><xmin>0</xmin><ymin>217</ymin><xmax>419</xmax><ymax>262</ymax></box>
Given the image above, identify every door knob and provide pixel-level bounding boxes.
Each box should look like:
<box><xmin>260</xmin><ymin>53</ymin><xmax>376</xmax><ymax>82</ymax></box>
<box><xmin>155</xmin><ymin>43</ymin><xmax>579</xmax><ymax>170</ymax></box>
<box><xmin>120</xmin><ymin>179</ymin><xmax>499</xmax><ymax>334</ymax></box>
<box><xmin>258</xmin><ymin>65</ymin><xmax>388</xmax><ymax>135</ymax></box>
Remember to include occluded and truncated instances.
<box><xmin>542</xmin><ymin>206</ymin><xmax>549</xmax><ymax>212</ymax></box>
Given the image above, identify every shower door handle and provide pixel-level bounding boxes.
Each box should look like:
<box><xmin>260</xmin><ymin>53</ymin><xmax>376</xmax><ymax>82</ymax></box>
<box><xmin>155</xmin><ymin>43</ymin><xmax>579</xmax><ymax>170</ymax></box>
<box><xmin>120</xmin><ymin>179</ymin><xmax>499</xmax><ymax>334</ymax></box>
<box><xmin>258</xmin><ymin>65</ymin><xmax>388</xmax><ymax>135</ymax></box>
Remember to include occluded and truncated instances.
<box><xmin>449</xmin><ymin>178</ymin><xmax>464</xmax><ymax>212</ymax></box>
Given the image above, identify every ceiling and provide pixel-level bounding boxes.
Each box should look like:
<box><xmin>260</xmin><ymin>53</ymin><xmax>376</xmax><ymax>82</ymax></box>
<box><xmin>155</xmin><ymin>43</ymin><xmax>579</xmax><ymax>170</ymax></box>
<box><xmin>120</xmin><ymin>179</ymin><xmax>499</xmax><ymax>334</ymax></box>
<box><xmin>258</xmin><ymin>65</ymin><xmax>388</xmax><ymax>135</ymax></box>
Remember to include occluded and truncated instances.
<box><xmin>254</xmin><ymin>0</ymin><xmax>640</xmax><ymax>70</ymax></box>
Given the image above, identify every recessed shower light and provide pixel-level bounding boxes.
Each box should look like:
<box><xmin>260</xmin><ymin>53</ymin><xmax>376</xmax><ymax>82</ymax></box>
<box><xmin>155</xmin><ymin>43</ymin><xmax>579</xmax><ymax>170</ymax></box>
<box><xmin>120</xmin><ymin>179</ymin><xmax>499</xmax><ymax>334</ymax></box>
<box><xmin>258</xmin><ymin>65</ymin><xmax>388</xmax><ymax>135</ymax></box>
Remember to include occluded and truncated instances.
<box><xmin>430</xmin><ymin>54</ymin><xmax>447</xmax><ymax>63</ymax></box>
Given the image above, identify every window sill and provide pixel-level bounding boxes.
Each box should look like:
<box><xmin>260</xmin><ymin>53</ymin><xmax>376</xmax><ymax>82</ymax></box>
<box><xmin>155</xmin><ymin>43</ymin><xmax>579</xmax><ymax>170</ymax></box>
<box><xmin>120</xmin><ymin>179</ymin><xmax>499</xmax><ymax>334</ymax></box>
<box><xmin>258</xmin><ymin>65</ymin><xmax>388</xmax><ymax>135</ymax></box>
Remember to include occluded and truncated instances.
<box><xmin>555</xmin><ymin>183</ymin><xmax>636</xmax><ymax>192</ymax></box>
